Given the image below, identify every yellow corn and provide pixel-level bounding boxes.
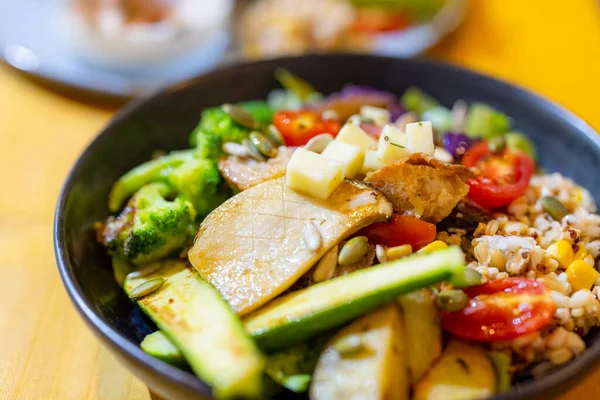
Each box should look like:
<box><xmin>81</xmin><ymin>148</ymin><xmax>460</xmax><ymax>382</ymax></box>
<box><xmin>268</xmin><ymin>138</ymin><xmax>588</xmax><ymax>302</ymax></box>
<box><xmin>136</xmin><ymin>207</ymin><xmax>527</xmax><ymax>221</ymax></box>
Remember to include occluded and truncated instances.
<box><xmin>385</xmin><ymin>244</ymin><xmax>412</xmax><ymax>261</ymax></box>
<box><xmin>546</xmin><ymin>240</ymin><xmax>574</xmax><ymax>268</ymax></box>
<box><xmin>418</xmin><ymin>240</ymin><xmax>448</xmax><ymax>254</ymax></box>
<box><xmin>574</xmin><ymin>244</ymin><xmax>588</xmax><ymax>260</ymax></box>
<box><xmin>566</xmin><ymin>260</ymin><xmax>600</xmax><ymax>292</ymax></box>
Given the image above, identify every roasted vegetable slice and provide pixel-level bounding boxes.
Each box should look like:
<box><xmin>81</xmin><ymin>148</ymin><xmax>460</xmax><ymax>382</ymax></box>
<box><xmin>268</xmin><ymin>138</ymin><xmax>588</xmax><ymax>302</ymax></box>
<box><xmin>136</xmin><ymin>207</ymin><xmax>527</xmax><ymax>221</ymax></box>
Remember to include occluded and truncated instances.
<box><xmin>398</xmin><ymin>289</ymin><xmax>442</xmax><ymax>384</ymax></box>
<box><xmin>189</xmin><ymin>177</ymin><xmax>393</xmax><ymax>316</ymax></box>
<box><xmin>244</xmin><ymin>246</ymin><xmax>465</xmax><ymax>351</ymax></box>
<box><xmin>140</xmin><ymin>331</ymin><xmax>186</xmax><ymax>367</ymax></box>
<box><xmin>124</xmin><ymin>260</ymin><xmax>264</xmax><ymax>399</ymax></box>
<box><xmin>413</xmin><ymin>340</ymin><xmax>496</xmax><ymax>400</ymax></box>
<box><xmin>310</xmin><ymin>305</ymin><xmax>409</xmax><ymax>400</ymax></box>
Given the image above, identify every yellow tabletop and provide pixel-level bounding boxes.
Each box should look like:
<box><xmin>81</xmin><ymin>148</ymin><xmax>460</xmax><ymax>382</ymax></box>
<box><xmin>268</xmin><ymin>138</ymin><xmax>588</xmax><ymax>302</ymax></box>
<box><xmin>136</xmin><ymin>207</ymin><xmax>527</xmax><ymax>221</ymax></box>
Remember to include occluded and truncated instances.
<box><xmin>1</xmin><ymin>0</ymin><xmax>600</xmax><ymax>399</ymax></box>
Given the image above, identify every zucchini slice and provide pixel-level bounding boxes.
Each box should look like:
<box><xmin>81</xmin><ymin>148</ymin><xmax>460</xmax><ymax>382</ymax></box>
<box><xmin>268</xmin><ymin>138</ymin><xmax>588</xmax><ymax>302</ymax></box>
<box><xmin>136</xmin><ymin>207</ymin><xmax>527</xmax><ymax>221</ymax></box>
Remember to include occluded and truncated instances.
<box><xmin>245</xmin><ymin>246</ymin><xmax>465</xmax><ymax>351</ymax></box>
<box><xmin>124</xmin><ymin>260</ymin><xmax>264</xmax><ymax>399</ymax></box>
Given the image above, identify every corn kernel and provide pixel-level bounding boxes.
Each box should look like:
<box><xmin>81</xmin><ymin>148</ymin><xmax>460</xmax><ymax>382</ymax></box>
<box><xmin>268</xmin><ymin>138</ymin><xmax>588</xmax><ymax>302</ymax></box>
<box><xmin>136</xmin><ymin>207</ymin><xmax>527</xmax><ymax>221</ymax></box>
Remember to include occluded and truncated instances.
<box><xmin>546</xmin><ymin>240</ymin><xmax>574</xmax><ymax>268</ymax></box>
<box><xmin>418</xmin><ymin>240</ymin><xmax>448</xmax><ymax>254</ymax></box>
<box><xmin>566</xmin><ymin>260</ymin><xmax>600</xmax><ymax>292</ymax></box>
<box><xmin>574</xmin><ymin>244</ymin><xmax>588</xmax><ymax>261</ymax></box>
<box><xmin>385</xmin><ymin>244</ymin><xmax>412</xmax><ymax>261</ymax></box>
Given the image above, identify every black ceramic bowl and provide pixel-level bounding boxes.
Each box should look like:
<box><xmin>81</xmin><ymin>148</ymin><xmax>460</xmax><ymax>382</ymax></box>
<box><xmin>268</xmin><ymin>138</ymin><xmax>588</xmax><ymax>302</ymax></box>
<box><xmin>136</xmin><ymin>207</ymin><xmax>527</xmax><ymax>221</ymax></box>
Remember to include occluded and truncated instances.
<box><xmin>55</xmin><ymin>54</ymin><xmax>600</xmax><ymax>400</ymax></box>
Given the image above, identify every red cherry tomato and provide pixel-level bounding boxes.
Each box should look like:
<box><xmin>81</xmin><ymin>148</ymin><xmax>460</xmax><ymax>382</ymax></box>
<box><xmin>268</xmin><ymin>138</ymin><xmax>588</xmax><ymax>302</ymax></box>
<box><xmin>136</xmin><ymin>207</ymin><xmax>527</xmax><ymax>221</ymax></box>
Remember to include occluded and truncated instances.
<box><xmin>357</xmin><ymin>214</ymin><xmax>436</xmax><ymax>249</ymax></box>
<box><xmin>273</xmin><ymin>110</ymin><xmax>341</xmax><ymax>147</ymax></box>
<box><xmin>352</xmin><ymin>9</ymin><xmax>412</xmax><ymax>33</ymax></box>
<box><xmin>442</xmin><ymin>278</ymin><xmax>555</xmax><ymax>342</ymax></box>
<box><xmin>462</xmin><ymin>141</ymin><xmax>535</xmax><ymax>209</ymax></box>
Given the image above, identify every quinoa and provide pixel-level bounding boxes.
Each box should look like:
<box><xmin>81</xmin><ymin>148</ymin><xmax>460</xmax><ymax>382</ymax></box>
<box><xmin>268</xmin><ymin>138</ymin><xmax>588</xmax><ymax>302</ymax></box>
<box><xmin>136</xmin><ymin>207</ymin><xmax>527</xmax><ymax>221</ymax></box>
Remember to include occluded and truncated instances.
<box><xmin>447</xmin><ymin>173</ymin><xmax>600</xmax><ymax>372</ymax></box>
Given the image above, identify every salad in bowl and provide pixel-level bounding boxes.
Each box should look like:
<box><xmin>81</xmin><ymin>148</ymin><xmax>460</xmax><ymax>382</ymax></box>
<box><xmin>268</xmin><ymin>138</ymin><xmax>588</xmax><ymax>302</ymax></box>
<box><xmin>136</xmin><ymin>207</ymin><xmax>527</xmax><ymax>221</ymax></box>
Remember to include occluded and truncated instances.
<box><xmin>93</xmin><ymin>69</ymin><xmax>600</xmax><ymax>399</ymax></box>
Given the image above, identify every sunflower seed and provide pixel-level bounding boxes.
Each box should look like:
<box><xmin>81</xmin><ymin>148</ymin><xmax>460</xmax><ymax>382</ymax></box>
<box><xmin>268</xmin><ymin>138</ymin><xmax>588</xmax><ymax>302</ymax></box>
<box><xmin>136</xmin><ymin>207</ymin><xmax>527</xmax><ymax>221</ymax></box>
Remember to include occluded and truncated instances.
<box><xmin>338</xmin><ymin>236</ymin><xmax>369</xmax><ymax>266</ymax></box>
<box><xmin>222</xmin><ymin>103</ymin><xmax>259</xmax><ymax>129</ymax></box>
<box><xmin>375</xmin><ymin>245</ymin><xmax>387</xmax><ymax>264</ymax></box>
<box><xmin>302</xmin><ymin>134</ymin><xmax>334</xmax><ymax>153</ymax></box>
<box><xmin>250</xmin><ymin>131</ymin><xmax>278</xmax><ymax>158</ymax></box>
<box><xmin>223</xmin><ymin>142</ymin><xmax>250</xmax><ymax>158</ymax></box>
<box><xmin>129</xmin><ymin>278</ymin><xmax>166</xmax><ymax>299</ymax></box>
<box><xmin>303</xmin><ymin>220</ymin><xmax>322</xmax><ymax>252</ymax></box>
<box><xmin>243</xmin><ymin>139</ymin><xmax>267</xmax><ymax>161</ymax></box>
<box><xmin>313</xmin><ymin>245</ymin><xmax>338</xmax><ymax>283</ymax></box>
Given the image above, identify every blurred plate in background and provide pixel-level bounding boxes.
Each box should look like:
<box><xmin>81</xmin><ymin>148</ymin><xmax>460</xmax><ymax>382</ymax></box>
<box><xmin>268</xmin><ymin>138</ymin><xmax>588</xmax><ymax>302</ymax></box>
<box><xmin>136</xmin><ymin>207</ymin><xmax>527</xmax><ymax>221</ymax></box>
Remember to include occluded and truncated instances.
<box><xmin>0</xmin><ymin>0</ymin><xmax>233</xmax><ymax>103</ymax></box>
<box><xmin>0</xmin><ymin>0</ymin><xmax>466</xmax><ymax>104</ymax></box>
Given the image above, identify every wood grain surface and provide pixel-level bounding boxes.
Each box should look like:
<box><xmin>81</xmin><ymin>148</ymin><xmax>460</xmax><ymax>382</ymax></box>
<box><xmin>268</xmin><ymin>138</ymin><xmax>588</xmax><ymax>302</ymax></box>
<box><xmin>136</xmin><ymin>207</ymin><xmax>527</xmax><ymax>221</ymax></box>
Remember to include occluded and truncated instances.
<box><xmin>1</xmin><ymin>0</ymin><xmax>600</xmax><ymax>399</ymax></box>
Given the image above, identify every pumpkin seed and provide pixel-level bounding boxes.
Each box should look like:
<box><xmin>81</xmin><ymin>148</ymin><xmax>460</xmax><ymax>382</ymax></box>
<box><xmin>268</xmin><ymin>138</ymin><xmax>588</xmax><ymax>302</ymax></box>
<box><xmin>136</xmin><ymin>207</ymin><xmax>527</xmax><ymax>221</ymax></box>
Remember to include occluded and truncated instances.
<box><xmin>129</xmin><ymin>278</ymin><xmax>166</xmax><ymax>299</ymax></box>
<box><xmin>436</xmin><ymin>289</ymin><xmax>468</xmax><ymax>312</ymax></box>
<box><xmin>222</xmin><ymin>103</ymin><xmax>258</xmax><ymax>129</ymax></box>
<box><xmin>250</xmin><ymin>131</ymin><xmax>278</xmax><ymax>158</ymax></box>
<box><xmin>302</xmin><ymin>134</ymin><xmax>334</xmax><ymax>153</ymax></box>
<box><xmin>222</xmin><ymin>142</ymin><xmax>250</xmax><ymax>158</ymax></box>
<box><xmin>303</xmin><ymin>220</ymin><xmax>322</xmax><ymax>252</ymax></box>
<box><xmin>333</xmin><ymin>333</ymin><xmax>368</xmax><ymax>356</ymax></box>
<box><xmin>541</xmin><ymin>196</ymin><xmax>568</xmax><ymax>221</ymax></box>
<box><xmin>338</xmin><ymin>236</ymin><xmax>369</xmax><ymax>266</ymax></box>
<box><xmin>243</xmin><ymin>139</ymin><xmax>266</xmax><ymax>161</ymax></box>
<box><xmin>313</xmin><ymin>245</ymin><xmax>338</xmax><ymax>282</ymax></box>
<box><xmin>265</xmin><ymin>124</ymin><xmax>285</xmax><ymax>147</ymax></box>
<box><xmin>488</xmin><ymin>136</ymin><xmax>506</xmax><ymax>154</ymax></box>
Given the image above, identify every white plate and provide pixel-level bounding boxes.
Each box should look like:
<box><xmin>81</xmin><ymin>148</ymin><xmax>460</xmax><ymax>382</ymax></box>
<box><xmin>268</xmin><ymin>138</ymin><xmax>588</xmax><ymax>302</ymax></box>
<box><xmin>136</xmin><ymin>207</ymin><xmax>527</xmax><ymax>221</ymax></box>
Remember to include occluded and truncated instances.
<box><xmin>0</xmin><ymin>0</ymin><xmax>233</xmax><ymax>103</ymax></box>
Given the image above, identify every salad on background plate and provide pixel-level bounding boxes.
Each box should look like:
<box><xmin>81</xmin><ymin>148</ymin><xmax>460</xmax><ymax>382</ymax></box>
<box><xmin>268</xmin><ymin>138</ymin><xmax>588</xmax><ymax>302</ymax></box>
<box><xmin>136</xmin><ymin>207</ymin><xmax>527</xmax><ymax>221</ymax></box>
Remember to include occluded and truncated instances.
<box><xmin>237</xmin><ymin>0</ymin><xmax>466</xmax><ymax>59</ymax></box>
<box><xmin>96</xmin><ymin>70</ymin><xmax>600</xmax><ymax>399</ymax></box>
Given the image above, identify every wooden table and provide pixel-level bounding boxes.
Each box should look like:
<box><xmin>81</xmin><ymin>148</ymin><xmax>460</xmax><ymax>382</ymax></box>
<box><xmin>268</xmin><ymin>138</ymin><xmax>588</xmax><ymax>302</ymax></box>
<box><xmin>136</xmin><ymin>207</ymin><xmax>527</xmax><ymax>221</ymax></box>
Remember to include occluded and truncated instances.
<box><xmin>1</xmin><ymin>1</ymin><xmax>600</xmax><ymax>399</ymax></box>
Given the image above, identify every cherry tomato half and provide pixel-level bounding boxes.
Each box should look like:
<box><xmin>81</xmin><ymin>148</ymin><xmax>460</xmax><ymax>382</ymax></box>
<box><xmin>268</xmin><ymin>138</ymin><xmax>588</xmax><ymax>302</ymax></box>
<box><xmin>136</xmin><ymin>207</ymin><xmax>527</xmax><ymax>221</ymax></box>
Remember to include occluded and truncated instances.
<box><xmin>357</xmin><ymin>214</ymin><xmax>436</xmax><ymax>249</ymax></box>
<box><xmin>352</xmin><ymin>9</ymin><xmax>412</xmax><ymax>33</ymax></box>
<box><xmin>273</xmin><ymin>110</ymin><xmax>341</xmax><ymax>147</ymax></box>
<box><xmin>442</xmin><ymin>278</ymin><xmax>555</xmax><ymax>342</ymax></box>
<box><xmin>462</xmin><ymin>141</ymin><xmax>535</xmax><ymax>209</ymax></box>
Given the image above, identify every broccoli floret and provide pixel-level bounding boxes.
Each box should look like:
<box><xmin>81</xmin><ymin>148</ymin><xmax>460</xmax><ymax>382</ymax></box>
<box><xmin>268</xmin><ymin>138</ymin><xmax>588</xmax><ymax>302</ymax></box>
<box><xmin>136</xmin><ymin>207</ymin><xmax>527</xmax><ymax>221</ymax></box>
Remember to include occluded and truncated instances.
<box><xmin>99</xmin><ymin>183</ymin><xmax>197</xmax><ymax>265</ymax></box>
<box><xmin>190</xmin><ymin>101</ymin><xmax>274</xmax><ymax>160</ymax></box>
<box><xmin>108</xmin><ymin>149</ymin><xmax>231</xmax><ymax>219</ymax></box>
<box><xmin>167</xmin><ymin>157</ymin><xmax>232</xmax><ymax>217</ymax></box>
<box><xmin>109</xmin><ymin>150</ymin><xmax>194</xmax><ymax>212</ymax></box>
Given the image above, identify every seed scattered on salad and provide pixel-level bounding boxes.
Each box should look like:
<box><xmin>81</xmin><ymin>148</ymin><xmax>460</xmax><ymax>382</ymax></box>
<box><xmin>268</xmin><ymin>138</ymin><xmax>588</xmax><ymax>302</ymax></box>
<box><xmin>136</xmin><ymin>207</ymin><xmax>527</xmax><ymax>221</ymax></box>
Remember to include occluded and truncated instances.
<box><xmin>128</xmin><ymin>278</ymin><xmax>166</xmax><ymax>299</ymax></box>
<box><xmin>250</xmin><ymin>131</ymin><xmax>278</xmax><ymax>158</ymax></box>
<box><xmin>338</xmin><ymin>236</ymin><xmax>369</xmax><ymax>266</ymax></box>
<box><xmin>541</xmin><ymin>196</ymin><xmax>569</xmax><ymax>221</ymax></box>
<box><xmin>222</xmin><ymin>103</ymin><xmax>259</xmax><ymax>130</ymax></box>
<box><xmin>436</xmin><ymin>289</ymin><xmax>469</xmax><ymax>312</ymax></box>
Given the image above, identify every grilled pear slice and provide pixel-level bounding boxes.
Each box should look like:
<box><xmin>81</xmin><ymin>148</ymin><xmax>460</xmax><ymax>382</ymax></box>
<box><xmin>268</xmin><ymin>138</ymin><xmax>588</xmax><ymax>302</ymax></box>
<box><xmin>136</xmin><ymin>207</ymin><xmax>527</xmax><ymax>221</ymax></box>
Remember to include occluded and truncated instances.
<box><xmin>189</xmin><ymin>177</ymin><xmax>393</xmax><ymax>316</ymax></box>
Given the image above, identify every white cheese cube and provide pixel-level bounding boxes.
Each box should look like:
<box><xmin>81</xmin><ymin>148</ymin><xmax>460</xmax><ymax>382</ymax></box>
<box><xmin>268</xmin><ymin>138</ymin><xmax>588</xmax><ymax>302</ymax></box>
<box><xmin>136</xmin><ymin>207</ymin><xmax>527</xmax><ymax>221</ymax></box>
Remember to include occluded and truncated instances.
<box><xmin>362</xmin><ymin>150</ymin><xmax>383</xmax><ymax>174</ymax></box>
<box><xmin>335</xmin><ymin>123</ymin><xmax>377</xmax><ymax>153</ymax></box>
<box><xmin>406</xmin><ymin>121</ymin><xmax>435</xmax><ymax>156</ymax></box>
<box><xmin>321</xmin><ymin>141</ymin><xmax>363</xmax><ymax>179</ymax></box>
<box><xmin>377</xmin><ymin>124</ymin><xmax>410</xmax><ymax>164</ymax></box>
<box><xmin>347</xmin><ymin>114</ymin><xmax>362</xmax><ymax>125</ymax></box>
<box><xmin>286</xmin><ymin>148</ymin><xmax>344</xmax><ymax>200</ymax></box>
<box><xmin>360</xmin><ymin>105</ymin><xmax>391</xmax><ymax>126</ymax></box>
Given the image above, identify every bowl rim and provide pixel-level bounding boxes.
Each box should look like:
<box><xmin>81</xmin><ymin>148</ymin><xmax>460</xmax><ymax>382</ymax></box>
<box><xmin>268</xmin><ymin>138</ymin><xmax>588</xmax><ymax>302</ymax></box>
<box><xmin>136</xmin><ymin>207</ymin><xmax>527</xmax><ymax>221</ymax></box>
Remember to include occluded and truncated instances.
<box><xmin>54</xmin><ymin>53</ymin><xmax>600</xmax><ymax>399</ymax></box>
